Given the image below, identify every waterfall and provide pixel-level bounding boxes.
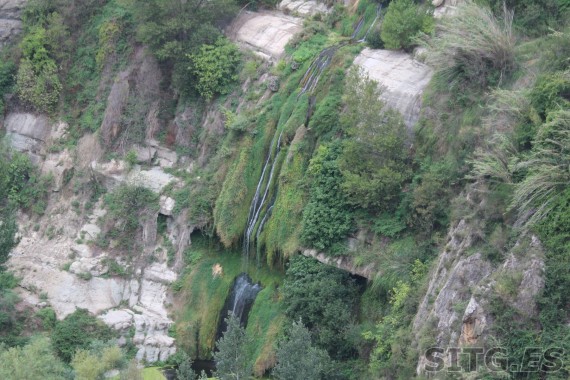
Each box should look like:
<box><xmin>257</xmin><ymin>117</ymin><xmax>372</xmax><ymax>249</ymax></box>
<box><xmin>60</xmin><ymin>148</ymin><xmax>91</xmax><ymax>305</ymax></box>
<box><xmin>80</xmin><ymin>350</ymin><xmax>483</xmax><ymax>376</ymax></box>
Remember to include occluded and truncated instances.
<box><xmin>299</xmin><ymin>46</ymin><xmax>338</xmax><ymax>97</ymax></box>
<box><xmin>351</xmin><ymin>16</ymin><xmax>365</xmax><ymax>40</ymax></box>
<box><xmin>243</xmin><ymin>130</ymin><xmax>283</xmax><ymax>257</ymax></box>
<box><xmin>216</xmin><ymin>273</ymin><xmax>262</xmax><ymax>339</ymax></box>
<box><xmin>359</xmin><ymin>5</ymin><xmax>382</xmax><ymax>43</ymax></box>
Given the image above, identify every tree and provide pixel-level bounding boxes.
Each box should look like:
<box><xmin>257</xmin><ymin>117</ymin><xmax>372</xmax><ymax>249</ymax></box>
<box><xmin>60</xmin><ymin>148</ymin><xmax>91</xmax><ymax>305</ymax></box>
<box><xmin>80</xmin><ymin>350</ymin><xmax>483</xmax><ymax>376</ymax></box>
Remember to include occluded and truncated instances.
<box><xmin>339</xmin><ymin>68</ymin><xmax>411</xmax><ymax>212</ymax></box>
<box><xmin>381</xmin><ymin>0</ymin><xmax>432</xmax><ymax>51</ymax></box>
<box><xmin>273</xmin><ymin>320</ymin><xmax>330</xmax><ymax>380</ymax></box>
<box><xmin>124</xmin><ymin>0</ymin><xmax>238</xmax><ymax>93</ymax></box>
<box><xmin>189</xmin><ymin>37</ymin><xmax>241</xmax><ymax>100</ymax></box>
<box><xmin>281</xmin><ymin>256</ymin><xmax>359</xmax><ymax>359</ymax></box>
<box><xmin>0</xmin><ymin>337</ymin><xmax>66</xmax><ymax>380</ymax></box>
<box><xmin>176</xmin><ymin>352</ymin><xmax>197</xmax><ymax>380</ymax></box>
<box><xmin>214</xmin><ymin>313</ymin><xmax>252</xmax><ymax>380</ymax></box>
<box><xmin>301</xmin><ymin>143</ymin><xmax>354</xmax><ymax>252</ymax></box>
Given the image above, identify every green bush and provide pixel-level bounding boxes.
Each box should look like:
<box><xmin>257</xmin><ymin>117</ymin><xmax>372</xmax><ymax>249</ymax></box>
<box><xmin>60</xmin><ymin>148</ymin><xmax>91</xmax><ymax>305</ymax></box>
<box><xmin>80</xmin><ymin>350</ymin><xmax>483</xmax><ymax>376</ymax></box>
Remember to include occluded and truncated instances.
<box><xmin>189</xmin><ymin>37</ymin><xmax>241</xmax><ymax>100</ymax></box>
<box><xmin>52</xmin><ymin>308</ymin><xmax>114</xmax><ymax>362</ymax></box>
<box><xmin>339</xmin><ymin>68</ymin><xmax>412</xmax><ymax>211</ymax></box>
<box><xmin>381</xmin><ymin>0</ymin><xmax>432</xmax><ymax>51</ymax></box>
<box><xmin>282</xmin><ymin>256</ymin><xmax>359</xmax><ymax>359</ymax></box>
<box><xmin>301</xmin><ymin>143</ymin><xmax>354</xmax><ymax>252</ymax></box>
<box><xmin>104</xmin><ymin>184</ymin><xmax>159</xmax><ymax>249</ymax></box>
<box><xmin>16</xmin><ymin>26</ymin><xmax>62</xmax><ymax>113</ymax></box>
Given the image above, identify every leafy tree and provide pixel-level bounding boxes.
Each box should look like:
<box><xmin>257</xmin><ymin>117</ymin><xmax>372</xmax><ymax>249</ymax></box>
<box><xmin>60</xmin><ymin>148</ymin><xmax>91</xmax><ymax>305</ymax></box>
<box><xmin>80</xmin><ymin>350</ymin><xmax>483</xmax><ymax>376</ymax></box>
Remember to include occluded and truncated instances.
<box><xmin>281</xmin><ymin>256</ymin><xmax>359</xmax><ymax>359</ymax></box>
<box><xmin>273</xmin><ymin>320</ymin><xmax>331</xmax><ymax>380</ymax></box>
<box><xmin>0</xmin><ymin>59</ymin><xmax>16</xmax><ymax>115</ymax></box>
<box><xmin>0</xmin><ymin>337</ymin><xmax>66</xmax><ymax>380</ymax></box>
<box><xmin>301</xmin><ymin>143</ymin><xmax>354</xmax><ymax>252</ymax></box>
<box><xmin>214</xmin><ymin>313</ymin><xmax>252</xmax><ymax>380</ymax></box>
<box><xmin>72</xmin><ymin>345</ymin><xmax>124</xmax><ymax>380</ymax></box>
<box><xmin>176</xmin><ymin>351</ymin><xmax>197</xmax><ymax>380</ymax></box>
<box><xmin>381</xmin><ymin>0</ymin><xmax>432</xmax><ymax>51</ymax></box>
<box><xmin>51</xmin><ymin>308</ymin><xmax>114</xmax><ymax>362</ymax></box>
<box><xmin>339</xmin><ymin>68</ymin><xmax>411</xmax><ymax>212</ymax></box>
<box><xmin>124</xmin><ymin>0</ymin><xmax>238</xmax><ymax>93</ymax></box>
<box><xmin>189</xmin><ymin>37</ymin><xmax>241</xmax><ymax>100</ymax></box>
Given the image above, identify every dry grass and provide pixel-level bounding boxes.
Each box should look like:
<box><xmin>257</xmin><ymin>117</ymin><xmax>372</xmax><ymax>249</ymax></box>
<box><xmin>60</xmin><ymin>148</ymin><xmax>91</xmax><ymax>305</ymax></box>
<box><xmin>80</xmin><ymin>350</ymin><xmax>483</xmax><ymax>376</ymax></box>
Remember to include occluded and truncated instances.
<box><xmin>423</xmin><ymin>1</ymin><xmax>516</xmax><ymax>89</ymax></box>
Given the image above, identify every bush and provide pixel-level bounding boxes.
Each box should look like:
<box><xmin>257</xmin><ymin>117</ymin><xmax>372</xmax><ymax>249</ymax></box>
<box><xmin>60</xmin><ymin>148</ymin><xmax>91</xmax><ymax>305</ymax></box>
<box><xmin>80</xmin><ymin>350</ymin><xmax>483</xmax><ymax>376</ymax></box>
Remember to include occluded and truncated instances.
<box><xmin>339</xmin><ymin>68</ymin><xmax>411</xmax><ymax>211</ymax></box>
<box><xmin>301</xmin><ymin>143</ymin><xmax>354</xmax><ymax>252</ymax></box>
<box><xmin>189</xmin><ymin>37</ymin><xmax>241</xmax><ymax>100</ymax></box>
<box><xmin>16</xmin><ymin>26</ymin><xmax>62</xmax><ymax>113</ymax></box>
<box><xmin>51</xmin><ymin>308</ymin><xmax>114</xmax><ymax>362</ymax></box>
<box><xmin>282</xmin><ymin>256</ymin><xmax>359</xmax><ymax>359</ymax></box>
<box><xmin>104</xmin><ymin>184</ymin><xmax>159</xmax><ymax>249</ymax></box>
<box><xmin>423</xmin><ymin>1</ymin><xmax>516</xmax><ymax>89</ymax></box>
<box><xmin>381</xmin><ymin>0</ymin><xmax>432</xmax><ymax>51</ymax></box>
<box><xmin>0</xmin><ymin>337</ymin><xmax>66</xmax><ymax>380</ymax></box>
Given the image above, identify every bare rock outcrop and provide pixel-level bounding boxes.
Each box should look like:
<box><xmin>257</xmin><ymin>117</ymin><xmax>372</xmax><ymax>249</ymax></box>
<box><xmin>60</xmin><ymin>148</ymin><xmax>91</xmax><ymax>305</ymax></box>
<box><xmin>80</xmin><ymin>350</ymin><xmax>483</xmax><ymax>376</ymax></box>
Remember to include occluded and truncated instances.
<box><xmin>0</xmin><ymin>0</ymin><xmax>25</xmax><ymax>47</ymax></box>
<box><xmin>278</xmin><ymin>0</ymin><xmax>329</xmax><ymax>17</ymax></box>
<box><xmin>302</xmin><ymin>248</ymin><xmax>375</xmax><ymax>279</ymax></box>
<box><xmin>228</xmin><ymin>11</ymin><xmax>302</xmax><ymax>60</ymax></box>
<box><xmin>413</xmin><ymin>218</ymin><xmax>546</xmax><ymax>375</ymax></box>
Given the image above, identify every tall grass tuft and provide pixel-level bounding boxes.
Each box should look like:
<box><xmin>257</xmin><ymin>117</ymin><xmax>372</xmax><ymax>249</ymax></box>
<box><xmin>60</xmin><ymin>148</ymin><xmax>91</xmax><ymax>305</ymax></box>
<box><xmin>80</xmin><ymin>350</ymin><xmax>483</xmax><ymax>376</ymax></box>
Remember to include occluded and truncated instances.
<box><xmin>422</xmin><ymin>1</ymin><xmax>516</xmax><ymax>89</ymax></box>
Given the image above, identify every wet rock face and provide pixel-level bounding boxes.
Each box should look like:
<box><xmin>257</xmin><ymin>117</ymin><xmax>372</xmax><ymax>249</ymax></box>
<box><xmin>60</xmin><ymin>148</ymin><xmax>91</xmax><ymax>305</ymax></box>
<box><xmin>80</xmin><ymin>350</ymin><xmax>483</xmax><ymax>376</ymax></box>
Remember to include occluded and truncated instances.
<box><xmin>0</xmin><ymin>0</ymin><xmax>26</xmax><ymax>47</ymax></box>
<box><xmin>353</xmin><ymin>48</ymin><xmax>433</xmax><ymax>128</ymax></box>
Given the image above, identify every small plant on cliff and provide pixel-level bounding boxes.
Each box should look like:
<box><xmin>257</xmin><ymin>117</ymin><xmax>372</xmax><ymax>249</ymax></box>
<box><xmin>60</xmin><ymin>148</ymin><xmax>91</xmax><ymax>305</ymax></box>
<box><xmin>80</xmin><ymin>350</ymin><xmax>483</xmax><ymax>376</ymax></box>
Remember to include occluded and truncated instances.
<box><xmin>189</xmin><ymin>37</ymin><xmax>241</xmax><ymax>100</ymax></box>
<box><xmin>381</xmin><ymin>0</ymin><xmax>433</xmax><ymax>51</ymax></box>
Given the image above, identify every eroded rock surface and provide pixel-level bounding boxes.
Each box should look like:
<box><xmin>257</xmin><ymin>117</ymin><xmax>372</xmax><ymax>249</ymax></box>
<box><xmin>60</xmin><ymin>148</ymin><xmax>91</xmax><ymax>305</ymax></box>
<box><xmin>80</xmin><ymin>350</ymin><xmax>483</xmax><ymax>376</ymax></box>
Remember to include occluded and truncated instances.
<box><xmin>278</xmin><ymin>0</ymin><xmax>329</xmax><ymax>17</ymax></box>
<box><xmin>0</xmin><ymin>0</ymin><xmax>25</xmax><ymax>47</ymax></box>
<box><xmin>353</xmin><ymin>48</ymin><xmax>433</xmax><ymax>128</ymax></box>
<box><xmin>229</xmin><ymin>11</ymin><xmax>302</xmax><ymax>60</ymax></box>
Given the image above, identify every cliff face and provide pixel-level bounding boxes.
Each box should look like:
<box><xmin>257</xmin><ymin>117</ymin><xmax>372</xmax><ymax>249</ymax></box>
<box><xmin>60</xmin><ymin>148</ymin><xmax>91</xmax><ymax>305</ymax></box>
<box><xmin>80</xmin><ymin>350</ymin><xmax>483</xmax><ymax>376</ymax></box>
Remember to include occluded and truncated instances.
<box><xmin>0</xmin><ymin>0</ymin><xmax>25</xmax><ymax>47</ymax></box>
<box><xmin>413</xmin><ymin>196</ymin><xmax>545</xmax><ymax>375</ymax></box>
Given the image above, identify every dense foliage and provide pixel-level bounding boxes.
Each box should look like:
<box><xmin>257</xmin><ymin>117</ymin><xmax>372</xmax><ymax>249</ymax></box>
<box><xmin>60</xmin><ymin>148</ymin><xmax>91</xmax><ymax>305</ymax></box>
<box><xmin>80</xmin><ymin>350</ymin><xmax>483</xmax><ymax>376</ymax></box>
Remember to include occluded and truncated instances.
<box><xmin>380</xmin><ymin>0</ymin><xmax>433</xmax><ymax>51</ymax></box>
<box><xmin>282</xmin><ymin>256</ymin><xmax>360</xmax><ymax>360</ymax></box>
<box><xmin>214</xmin><ymin>313</ymin><xmax>253</xmax><ymax>380</ymax></box>
<box><xmin>51</xmin><ymin>308</ymin><xmax>114</xmax><ymax>362</ymax></box>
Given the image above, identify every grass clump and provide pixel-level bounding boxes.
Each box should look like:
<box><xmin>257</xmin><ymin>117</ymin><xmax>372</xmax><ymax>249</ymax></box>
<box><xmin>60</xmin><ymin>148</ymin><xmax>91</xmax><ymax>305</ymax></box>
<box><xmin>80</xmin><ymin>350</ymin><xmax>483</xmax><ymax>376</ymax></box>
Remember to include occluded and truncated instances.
<box><xmin>423</xmin><ymin>1</ymin><xmax>516</xmax><ymax>89</ymax></box>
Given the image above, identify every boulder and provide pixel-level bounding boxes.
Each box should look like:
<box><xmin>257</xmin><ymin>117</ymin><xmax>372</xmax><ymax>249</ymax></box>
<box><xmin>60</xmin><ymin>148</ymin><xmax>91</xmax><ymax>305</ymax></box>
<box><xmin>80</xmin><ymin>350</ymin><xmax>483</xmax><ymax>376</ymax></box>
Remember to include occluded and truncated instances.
<box><xmin>159</xmin><ymin>196</ymin><xmax>175</xmax><ymax>216</ymax></box>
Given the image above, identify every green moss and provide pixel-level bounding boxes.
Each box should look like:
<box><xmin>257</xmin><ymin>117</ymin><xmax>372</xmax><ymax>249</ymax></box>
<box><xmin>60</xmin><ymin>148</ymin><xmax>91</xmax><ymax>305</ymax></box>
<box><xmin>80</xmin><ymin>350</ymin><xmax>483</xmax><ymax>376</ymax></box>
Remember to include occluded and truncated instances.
<box><xmin>174</xmin><ymin>237</ymin><xmax>283</xmax><ymax>361</ymax></box>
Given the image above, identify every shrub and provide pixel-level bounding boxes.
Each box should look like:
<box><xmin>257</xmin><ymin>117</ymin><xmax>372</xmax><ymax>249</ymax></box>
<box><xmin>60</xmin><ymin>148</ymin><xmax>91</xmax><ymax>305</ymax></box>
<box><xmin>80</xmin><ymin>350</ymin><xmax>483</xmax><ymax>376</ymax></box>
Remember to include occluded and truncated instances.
<box><xmin>51</xmin><ymin>308</ymin><xmax>114</xmax><ymax>362</ymax></box>
<box><xmin>381</xmin><ymin>0</ymin><xmax>432</xmax><ymax>51</ymax></box>
<box><xmin>189</xmin><ymin>37</ymin><xmax>241</xmax><ymax>100</ymax></box>
<box><xmin>301</xmin><ymin>143</ymin><xmax>354</xmax><ymax>252</ymax></box>
<box><xmin>282</xmin><ymin>256</ymin><xmax>359</xmax><ymax>359</ymax></box>
<box><xmin>0</xmin><ymin>337</ymin><xmax>66</xmax><ymax>380</ymax></box>
<box><xmin>104</xmin><ymin>184</ymin><xmax>159</xmax><ymax>249</ymax></box>
<box><xmin>16</xmin><ymin>26</ymin><xmax>62</xmax><ymax>113</ymax></box>
<box><xmin>339</xmin><ymin>68</ymin><xmax>411</xmax><ymax>211</ymax></box>
<box><xmin>423</xmin><ymin>1</ymin><xmax>516</xmax><ymax>89</ymax></box>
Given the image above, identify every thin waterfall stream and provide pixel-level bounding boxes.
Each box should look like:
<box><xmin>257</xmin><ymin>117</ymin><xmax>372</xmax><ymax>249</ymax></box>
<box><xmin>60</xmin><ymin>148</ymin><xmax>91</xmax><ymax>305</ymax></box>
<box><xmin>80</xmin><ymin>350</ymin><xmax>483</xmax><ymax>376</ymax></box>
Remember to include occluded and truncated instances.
<box><xmin>241</xmin><ymin>15</ymin><xmax>379</xmax><ymax>258</ymax></box>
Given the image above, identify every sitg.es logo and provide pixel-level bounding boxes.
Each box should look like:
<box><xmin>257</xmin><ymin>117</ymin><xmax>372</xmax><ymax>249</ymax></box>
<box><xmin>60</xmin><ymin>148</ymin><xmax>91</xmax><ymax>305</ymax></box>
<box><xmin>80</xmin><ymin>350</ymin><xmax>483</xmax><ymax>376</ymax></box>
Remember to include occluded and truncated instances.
<box><xmin>423</xmin><ymin>347</ymin><xmax>564</xmax><ymax>374</ymax></box>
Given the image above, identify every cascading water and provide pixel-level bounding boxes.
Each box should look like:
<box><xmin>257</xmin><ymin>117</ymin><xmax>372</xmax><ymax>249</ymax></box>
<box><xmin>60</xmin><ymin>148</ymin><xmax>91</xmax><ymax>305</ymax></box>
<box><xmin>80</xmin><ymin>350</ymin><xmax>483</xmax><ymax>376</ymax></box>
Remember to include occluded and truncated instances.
<box><xmin>351</xmin><ymin>16</ymin><xmax>365</xmax><ymax>40</ymax></box>
<box><xmin>243</xmin><ymin>130</ymin><xmax>283</xmax><ymax>257</ymax></box>
<box><xmin>216</xmin><ymin>273</ymin><xmax>262</xmax><ymax>339</ymax></box>
<box><xmin>299</xmin><ymin>46</ymin><xmax>338</xmax><ymax>97</ymax></box>
<box><xmin>358</xmin><ymin>5</ymin><xmax>382</xmax><ymax>43</ymax></box>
